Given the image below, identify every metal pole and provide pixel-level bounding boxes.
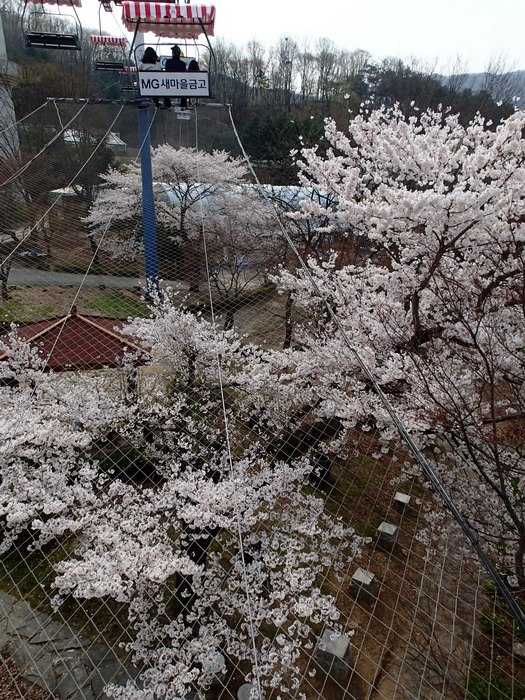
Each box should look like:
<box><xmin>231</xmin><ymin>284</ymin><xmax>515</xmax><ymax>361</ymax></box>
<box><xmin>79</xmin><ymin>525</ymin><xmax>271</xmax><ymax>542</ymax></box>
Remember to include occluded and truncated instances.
<box><xmin>137</xmin><ymin>104</ymin><xmax>159</xmax><ymax>298</ymax></box>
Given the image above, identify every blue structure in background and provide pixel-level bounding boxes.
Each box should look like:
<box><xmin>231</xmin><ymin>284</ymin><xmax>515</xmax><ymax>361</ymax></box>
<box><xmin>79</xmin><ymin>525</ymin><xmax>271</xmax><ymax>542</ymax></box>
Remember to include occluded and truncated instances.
<box><xmin>137</xmin><ymin>104</ymin><xmax>160</xmax><ymax>298</ymax></box>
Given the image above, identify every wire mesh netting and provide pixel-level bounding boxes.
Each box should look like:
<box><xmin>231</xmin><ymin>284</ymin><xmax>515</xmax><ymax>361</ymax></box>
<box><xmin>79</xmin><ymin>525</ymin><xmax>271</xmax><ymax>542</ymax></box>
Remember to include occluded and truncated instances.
<box><xmin>0</xmin><ymin>98</ymin><xmax>524</xmax><ymax>700</ymax></box>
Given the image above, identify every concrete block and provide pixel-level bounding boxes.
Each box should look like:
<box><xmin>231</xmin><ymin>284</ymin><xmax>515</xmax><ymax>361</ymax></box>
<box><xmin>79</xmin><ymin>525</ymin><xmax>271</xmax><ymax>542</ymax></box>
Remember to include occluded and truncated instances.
<box><xmin>237</xmin><ymin>683</ymin><xmax>255</xmax><ymax>699</ymax></box>
<box><xmin>394</xmin><ymin>492</ymin><xmax>411</xmax><ymax>509</ymax></box>
<box><xmin>314</xmin><ymin>629</ymin><xmax>352</xmax><ymax>682</ymax></box>
<box><xmin>203</xmin><ymin>651</ymin><xmax>226</xmax><ymax>685</ymax></box>
<box><xmin>350</xmin><ymin>567</ymin><xmax>379</xmax><ymax>601</ymax></box>
<box><xmin>377</xmin><ymin>521</ymin><xmax>398</xmax><ymax>549</ymax></box>
<box><xmin>513</xmin><ymin>641</ymin><xmax>525</xmax><ymax>660</ymax></box>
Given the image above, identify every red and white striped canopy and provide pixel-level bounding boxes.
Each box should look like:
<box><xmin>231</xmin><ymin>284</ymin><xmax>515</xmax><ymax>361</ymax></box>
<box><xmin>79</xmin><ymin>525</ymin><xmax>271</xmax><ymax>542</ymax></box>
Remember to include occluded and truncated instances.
<box><xmin>122</xmin><ymin>3</ymin><xmax>215</xmax><ymax>39</ymax></box>
<box><xmin>90</xmin><ymin>34</ymin><xmax>127</xmax><ymax>46</ymax></box>
<box><xmin>25</xmin><ymin>0</ymin><xmax>82</xmax><ymax>7</ymax></box>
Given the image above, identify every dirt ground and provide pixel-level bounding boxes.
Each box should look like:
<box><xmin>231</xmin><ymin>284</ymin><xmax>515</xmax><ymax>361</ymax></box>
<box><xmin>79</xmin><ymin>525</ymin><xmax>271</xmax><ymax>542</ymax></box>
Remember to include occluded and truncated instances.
<box><xmin>0</xmin><ymin>656</ymin><xmax>54</xmax><ymax>700</ymax></box>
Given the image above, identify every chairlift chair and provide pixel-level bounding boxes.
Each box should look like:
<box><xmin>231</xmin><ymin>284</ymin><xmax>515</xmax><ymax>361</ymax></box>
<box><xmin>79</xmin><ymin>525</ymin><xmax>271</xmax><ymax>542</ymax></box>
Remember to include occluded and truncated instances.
<box><xmin>22</xmin><ymin>0</ymin><xmax>82</xmax><ymax>50</ymax></box>
<box><xmin>118</xmin><ymin>64</ymin><xmax>137</xmax><ymax>93</ymax></box>
<box><xmin>121</xmin><ymin>3</ymin><xmax>216</xmax><ymax>105</ymax></box>
<box><xmin>90</xmin><ymin>34</ymin><xmax>127</xmax><ymax>71</ymax></box>
<box><xmin>97</xmin><ymin>0</ymin><xmax>123</xmax><ymax>12</ymax></box>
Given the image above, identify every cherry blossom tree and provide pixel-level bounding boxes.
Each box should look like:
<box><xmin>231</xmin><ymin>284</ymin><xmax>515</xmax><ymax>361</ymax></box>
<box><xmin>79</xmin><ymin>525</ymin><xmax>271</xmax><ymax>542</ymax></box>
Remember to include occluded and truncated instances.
<box><xmin>274</xmin><ymin>105</ymin><xmax>525</xmax><ymax>589</ymax></box>
<box><xmin>262</xmin><ymin>184</ymin><xmax>339</xmax><ymax>348</ymax></box>
<box><xmin>0</xmin><ymin>300</ymin><xmax>364</xmax><ymax>699</ymax></box>
<box><xmin>200</xmin><ymin>186</ymin><xmax>285</xmax><ymax>329</ymax></box>
<box><xmin>84</xmin><ymin>145</ymin><xmax>249</xmax><ymax>278</ymax></box>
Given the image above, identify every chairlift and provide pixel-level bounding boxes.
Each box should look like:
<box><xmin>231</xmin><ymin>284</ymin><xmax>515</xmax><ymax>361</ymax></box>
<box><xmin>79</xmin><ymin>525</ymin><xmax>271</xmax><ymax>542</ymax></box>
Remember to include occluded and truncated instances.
<box><xmin>22</xmin><ymin>0</ymin><xmax>82</xmax><ymax>50</ymax></box>
<box><xmin>98</xmin><ymin>0</ymin><xmax>119</xmax><ymax>11</ymax></box>
<box><xmin>97</xmin><ymin>0</ymin><xmax>123</xmax><ymax>12</ymax></box>
<box><xmin>133</xmin><ymin>41</ymin><xmax>209</xmax><ymax>104</ymax></box>
<box><xmin>121</xmin><ymin>3</ymin><xmax>216</xmax><ymax>104</ymax></box>
<box><xmin>119</xmin><ymin>64</ymin><xmax>137</xmax><ymax>93</ymax></box>
<box><xmin>90</xmin><ymin>34</ymin><xmax>127</xmax><ymax>71</ymax></box>
<box><xmin>122</xmin><ymin>2</ymin><xmax>215</xmax><ymax>41</ymax></box>
<box><xmin>91</xmin><ymin>34</ymin><xmax>127</xmax><ymax>44</ymax></box>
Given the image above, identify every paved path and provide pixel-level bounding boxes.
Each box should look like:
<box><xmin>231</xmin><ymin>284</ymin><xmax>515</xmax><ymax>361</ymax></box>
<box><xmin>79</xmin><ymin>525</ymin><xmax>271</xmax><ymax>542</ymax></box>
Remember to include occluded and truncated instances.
<box><xmin>8</xmin><ymin>265</ymin><xmax>187</xmax><ymax>291</ymax></box>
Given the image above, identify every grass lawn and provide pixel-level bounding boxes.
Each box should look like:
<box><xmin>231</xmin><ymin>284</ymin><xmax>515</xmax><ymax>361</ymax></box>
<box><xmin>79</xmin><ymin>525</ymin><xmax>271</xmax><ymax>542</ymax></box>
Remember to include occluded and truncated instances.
<box><xmin>0</xmin><ymin>288</ymin><xmax>149</xmax><ymax>323</ymax></box>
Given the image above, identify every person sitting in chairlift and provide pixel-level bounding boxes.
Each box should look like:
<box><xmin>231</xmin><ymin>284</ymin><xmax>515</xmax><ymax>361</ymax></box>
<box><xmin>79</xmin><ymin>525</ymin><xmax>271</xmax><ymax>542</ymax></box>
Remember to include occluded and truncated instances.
<box><xmin>139</xmin><ymin>47</ymin><xmax>165</xmax><ymax>109</ymax></box>
<box><xmin>187</xmin><ymin>59</ymin><xmax>200</xmax><ymax>106</ymax></box>
<box><xmin>165</xmin><ymin>45</ymin><xmax>187</xmax><ymax>109</ymax></box>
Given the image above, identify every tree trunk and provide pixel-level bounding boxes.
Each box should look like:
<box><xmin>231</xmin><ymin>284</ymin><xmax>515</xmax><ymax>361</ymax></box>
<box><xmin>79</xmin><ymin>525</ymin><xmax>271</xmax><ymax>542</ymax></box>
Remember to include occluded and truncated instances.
<box><xmin>515</xmin><ymin>533</ymin><xmax>525</xmax><ymax>593</ymax></box>
<box><xmin>283</xmin><ymin>289</ymin><xmax>293</xmax><ymax>349</ymax></box>
<box><xmin>0</xmin><ymin>260</ymin><xmax>12</xmax><ymax>301</ymax></box>
<box><xmin>173</xmin><ymin>524</ymin><xmax>219</xmax><ymax>621</ymax></box>
<box><xmin>270</xmin><ymin>416</ymin><xmax>343</xmax><ymax>463</ymax></box>
<box><xmin>186</xmin><ymin>351</ymin><xmax>196</xmax><ymax>390</ymax></box>
<box><xmin>223</xmin><ymin>306</ymin><xmax>234</xmax><ymax>331</ymax></box>
<box><xmin>87</xmin><ymin>233</ymin><xmax>100</xmax><ymax>266</ymax></box>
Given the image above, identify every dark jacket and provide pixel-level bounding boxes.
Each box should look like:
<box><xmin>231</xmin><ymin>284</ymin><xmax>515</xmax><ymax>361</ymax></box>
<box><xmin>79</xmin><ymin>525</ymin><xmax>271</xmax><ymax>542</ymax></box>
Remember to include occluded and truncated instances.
<box><xmin>165</xmin><ymin>56</ymin><xmax>186</xmax><ymax>72</ymax></box>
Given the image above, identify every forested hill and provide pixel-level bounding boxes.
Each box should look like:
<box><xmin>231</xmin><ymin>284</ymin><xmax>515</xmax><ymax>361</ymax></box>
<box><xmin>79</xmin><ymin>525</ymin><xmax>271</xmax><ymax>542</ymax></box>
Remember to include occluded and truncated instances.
<box><xmin>437</xmin><ymin>70</ymin><xmax>525</xmax><ymax>109</ymax></box>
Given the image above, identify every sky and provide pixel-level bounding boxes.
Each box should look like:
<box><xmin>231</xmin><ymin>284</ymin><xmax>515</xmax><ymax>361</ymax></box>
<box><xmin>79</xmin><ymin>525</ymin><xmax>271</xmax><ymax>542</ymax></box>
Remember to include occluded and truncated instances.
<box><xmin>80</xmin><ymin>0</ymin><xmax>525</xmax><ymax>75</ymax></box>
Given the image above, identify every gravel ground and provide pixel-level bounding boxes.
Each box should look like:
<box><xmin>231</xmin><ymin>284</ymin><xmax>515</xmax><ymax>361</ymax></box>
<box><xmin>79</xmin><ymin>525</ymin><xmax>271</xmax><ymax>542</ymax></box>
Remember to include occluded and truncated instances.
<box><xmin>0</xmin><ymin>656</ymin><xmax>54</xmax><ymax>700</ymax></box>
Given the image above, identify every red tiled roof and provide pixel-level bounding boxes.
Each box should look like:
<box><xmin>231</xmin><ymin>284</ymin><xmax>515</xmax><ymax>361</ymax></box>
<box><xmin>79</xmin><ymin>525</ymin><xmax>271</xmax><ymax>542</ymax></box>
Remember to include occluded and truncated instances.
<box><xmin>0</xmin><ymin>309</ymin><xmax>148</xmax><ymax>370</ymax></box>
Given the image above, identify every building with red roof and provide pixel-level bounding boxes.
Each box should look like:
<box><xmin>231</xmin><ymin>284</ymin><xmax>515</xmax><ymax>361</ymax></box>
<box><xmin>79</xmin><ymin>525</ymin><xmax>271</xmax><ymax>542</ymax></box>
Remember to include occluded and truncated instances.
<box><xmin>0</xmin><ymin>306</ymin><xmax>148</xmax><ymax>371</ymax></box>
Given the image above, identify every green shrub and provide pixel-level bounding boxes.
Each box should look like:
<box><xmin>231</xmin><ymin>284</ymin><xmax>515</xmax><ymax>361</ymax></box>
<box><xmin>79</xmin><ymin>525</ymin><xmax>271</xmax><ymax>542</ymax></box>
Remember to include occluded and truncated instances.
<box><xmin>479</xmin><ymin>611</ymin><xmax>504</xmax><ymax>635</ymax></box>
<box><xmin>466</xmin><ymin>665</ymin><xmax>525</xmax><ymax>699</ymax></box>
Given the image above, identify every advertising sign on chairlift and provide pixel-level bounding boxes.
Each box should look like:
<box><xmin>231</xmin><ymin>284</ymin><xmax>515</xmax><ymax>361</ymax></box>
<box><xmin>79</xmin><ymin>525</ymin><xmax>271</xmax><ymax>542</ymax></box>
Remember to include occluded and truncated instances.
<box><xmin>137</xmin><ymin>71</ymin><xmax>210</xmax><ymax>97</ymax></box>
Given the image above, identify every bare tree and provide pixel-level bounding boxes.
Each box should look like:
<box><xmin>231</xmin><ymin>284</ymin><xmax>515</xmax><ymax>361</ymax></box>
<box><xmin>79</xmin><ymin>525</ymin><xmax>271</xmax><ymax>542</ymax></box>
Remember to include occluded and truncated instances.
<box><xmin>270</xmin><ymin>36</ymin><xmax>298</xmax><ymax>112</ymax></box>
